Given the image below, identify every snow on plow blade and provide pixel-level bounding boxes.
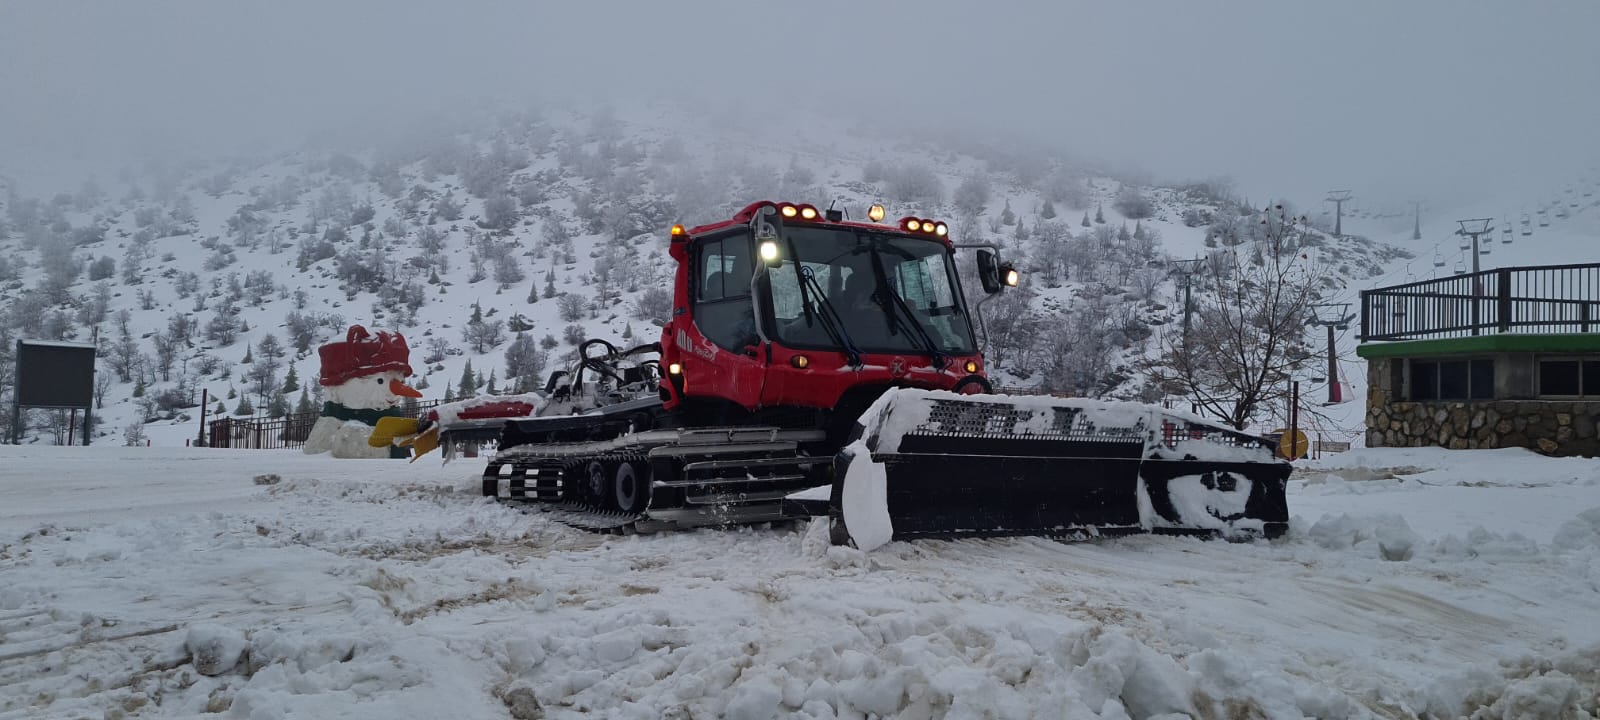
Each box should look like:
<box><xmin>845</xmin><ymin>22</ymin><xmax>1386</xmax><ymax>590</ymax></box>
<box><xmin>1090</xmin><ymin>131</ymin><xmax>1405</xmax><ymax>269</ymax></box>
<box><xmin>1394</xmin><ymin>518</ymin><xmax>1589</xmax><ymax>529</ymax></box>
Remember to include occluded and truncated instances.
<box><xmin>830</xmin><ymin>389</ymin><xmax>1290</xmax><ymax>550</ymax></box>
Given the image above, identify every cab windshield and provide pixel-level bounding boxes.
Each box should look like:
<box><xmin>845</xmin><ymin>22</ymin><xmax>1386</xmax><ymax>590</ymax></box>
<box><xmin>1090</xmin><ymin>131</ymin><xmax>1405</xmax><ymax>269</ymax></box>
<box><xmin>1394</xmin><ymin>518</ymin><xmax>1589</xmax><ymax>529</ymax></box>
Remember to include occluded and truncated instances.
<box><xmin>766</xmin><ymin>226</ymin><xmax>977</xmax><ymax>355</ymax></box>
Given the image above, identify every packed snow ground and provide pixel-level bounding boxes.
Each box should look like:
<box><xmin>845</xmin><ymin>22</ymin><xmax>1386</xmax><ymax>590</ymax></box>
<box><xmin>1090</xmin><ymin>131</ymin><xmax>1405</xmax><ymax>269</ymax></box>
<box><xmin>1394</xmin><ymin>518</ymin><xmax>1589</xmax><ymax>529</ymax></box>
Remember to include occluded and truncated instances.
<box><xmin>2</xmin><ymin>446</ymin><xmax>1598</xmax><ymax>719</ymax></box>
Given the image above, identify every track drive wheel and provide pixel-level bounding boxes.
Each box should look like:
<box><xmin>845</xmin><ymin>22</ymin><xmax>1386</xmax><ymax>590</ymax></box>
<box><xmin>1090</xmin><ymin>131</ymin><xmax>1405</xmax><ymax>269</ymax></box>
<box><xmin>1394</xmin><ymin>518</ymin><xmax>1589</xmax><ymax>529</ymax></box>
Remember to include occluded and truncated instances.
<box><xmin>613</xmin><ymin>460</ymin><xmax>650</xmax><ymax>514</ymax></box>
<box><xmin>585</xmin><ymin>459</ymin><xmax>616</xmax><ymax>510</ymax></box>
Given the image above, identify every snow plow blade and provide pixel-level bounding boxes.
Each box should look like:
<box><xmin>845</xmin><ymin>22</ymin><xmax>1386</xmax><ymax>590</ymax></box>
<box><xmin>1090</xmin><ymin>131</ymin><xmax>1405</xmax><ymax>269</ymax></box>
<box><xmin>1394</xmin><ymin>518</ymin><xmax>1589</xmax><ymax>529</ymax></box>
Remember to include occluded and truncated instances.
<box><xmin>829</xmin><ymin>389</ymin><xmax>1290</xmax><ymax>550</ymax></box>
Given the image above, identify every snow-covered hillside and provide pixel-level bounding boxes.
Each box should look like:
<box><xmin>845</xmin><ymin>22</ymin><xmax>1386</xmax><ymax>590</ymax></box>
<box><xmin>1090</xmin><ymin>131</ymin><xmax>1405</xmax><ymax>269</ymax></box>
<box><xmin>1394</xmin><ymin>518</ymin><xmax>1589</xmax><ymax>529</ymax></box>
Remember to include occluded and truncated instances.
<box><xmin>0</xmin><ymin>102</ymin><xmax>1404</xmax><ymax>446</ymax></box>
<box><xmin>1</xmin><ymin>444</ymin><xmax>1597</xmax><ymax>718</ymax></box>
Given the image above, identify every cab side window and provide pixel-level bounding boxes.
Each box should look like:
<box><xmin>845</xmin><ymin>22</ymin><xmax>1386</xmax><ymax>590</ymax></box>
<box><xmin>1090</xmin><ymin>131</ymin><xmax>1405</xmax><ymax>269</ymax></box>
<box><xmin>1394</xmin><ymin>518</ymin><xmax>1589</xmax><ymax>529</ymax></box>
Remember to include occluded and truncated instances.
<box><xmin>695</xmin><ymin>236</ymin><xmax>758</xmax><ymax>351</ymax></box>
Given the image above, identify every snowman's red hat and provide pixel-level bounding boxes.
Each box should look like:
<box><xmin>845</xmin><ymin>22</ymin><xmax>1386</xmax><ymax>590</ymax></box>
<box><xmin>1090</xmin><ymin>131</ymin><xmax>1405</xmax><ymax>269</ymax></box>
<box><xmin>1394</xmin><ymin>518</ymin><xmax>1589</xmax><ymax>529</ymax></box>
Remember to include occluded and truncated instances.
<box><xmin>318</xmin><ymin>325</ymin><xmax>413</xmax><ymax>387</ymax></box>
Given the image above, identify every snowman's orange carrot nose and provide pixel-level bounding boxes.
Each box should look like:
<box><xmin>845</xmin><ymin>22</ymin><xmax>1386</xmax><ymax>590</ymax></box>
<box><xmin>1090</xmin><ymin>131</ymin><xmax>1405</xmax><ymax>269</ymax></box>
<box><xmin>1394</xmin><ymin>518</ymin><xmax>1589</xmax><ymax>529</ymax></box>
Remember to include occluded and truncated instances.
<box><xmin>390</xmin><ymin>379</ymin><xmax>423</xmax><ymax>398</ymax></box>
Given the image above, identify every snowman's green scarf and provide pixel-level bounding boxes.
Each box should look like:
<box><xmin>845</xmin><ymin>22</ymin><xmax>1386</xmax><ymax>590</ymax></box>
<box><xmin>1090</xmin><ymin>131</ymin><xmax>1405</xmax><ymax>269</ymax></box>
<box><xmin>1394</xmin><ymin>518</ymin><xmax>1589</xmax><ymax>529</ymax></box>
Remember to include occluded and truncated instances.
<box><xmin>321</xmin><ymin>402</ymin><xmax>409</xmax><ymax>459</ymax></box>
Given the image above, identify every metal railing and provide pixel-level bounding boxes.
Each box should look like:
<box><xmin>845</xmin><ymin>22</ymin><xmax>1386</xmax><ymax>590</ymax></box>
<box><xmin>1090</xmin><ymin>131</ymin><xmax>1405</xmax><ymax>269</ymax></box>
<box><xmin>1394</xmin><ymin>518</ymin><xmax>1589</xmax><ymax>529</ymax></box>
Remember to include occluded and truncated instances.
<box><xmin>1360</xmin><ymin>263</ymin><xmax>1600</xmax><ymax>341</ymax></box>
<box><xmin>208</xmin><ymin>400</ymin><xmax>443</xmax><ymax>450</ymax></box>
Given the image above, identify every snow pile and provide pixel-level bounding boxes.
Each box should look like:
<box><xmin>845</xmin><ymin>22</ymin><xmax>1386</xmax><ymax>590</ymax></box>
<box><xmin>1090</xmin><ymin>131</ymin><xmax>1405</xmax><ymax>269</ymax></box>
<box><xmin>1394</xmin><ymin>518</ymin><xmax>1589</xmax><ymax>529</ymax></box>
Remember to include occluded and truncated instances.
<box><xmin>185</xmin><ymin>623</ymin><xmax>248</xmax><ymax>676</ymax></box>
<box><xmin>1305</xmin><ymin>513</ymin><xmax>1421</xmax><ymax>561</ymax></box>
<box><xmin>1551</xmin><ymin>506</ymin><xmax>1600</xmax><ymax>552</ymax></box>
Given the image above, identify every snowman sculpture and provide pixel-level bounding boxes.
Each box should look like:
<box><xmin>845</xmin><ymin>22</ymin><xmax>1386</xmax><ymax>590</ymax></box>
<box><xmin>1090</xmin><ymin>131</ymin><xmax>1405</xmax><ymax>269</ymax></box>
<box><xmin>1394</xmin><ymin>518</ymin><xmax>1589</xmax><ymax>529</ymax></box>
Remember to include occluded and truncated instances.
<box><xmin>303</xmin><ymin>325</ymin><xmax>423</xmax><ymax>458</ymax></box>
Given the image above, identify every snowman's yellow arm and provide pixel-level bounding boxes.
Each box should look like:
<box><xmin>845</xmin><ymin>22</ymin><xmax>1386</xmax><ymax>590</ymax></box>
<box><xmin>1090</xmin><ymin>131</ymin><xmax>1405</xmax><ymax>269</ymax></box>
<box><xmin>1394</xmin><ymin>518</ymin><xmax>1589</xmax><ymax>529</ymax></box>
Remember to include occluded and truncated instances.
<box><xmin>367</xmin><ymin>417</ymin><xmax>442</xmax><ymax>463</ymax></box>
<box><xmin>367</xmin><ymin>416</ymin><xmax>419</xmax><ymax>447</ymax></box>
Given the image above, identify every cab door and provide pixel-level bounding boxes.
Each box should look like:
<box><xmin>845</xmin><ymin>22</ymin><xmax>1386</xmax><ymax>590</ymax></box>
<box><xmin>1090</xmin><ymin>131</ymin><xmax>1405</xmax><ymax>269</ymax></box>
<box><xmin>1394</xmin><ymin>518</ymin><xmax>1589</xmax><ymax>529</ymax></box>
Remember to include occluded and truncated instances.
<box><xmin>685</xmin><ymin>232</ymin><xmax>767</xmax><ymax>410</ymax></box>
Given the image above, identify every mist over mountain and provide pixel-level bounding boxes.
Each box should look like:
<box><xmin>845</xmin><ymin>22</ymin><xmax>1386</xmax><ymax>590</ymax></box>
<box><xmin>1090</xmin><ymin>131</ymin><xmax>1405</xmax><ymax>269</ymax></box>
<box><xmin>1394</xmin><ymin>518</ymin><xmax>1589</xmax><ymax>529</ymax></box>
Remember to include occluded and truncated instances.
<box><xmin>4</xmin><ymin>2</ymin><xmax>1597</xmax><ymax>205</ymax></box>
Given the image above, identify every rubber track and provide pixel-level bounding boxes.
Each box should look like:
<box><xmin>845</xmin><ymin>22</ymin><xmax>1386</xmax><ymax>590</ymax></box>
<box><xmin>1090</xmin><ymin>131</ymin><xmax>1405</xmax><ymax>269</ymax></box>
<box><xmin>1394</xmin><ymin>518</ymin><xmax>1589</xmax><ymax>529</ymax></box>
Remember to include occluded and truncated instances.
<box><xmin>492</xmin><ymin>445</ymin><xmax>814</xmax><ymax>535</ymax></box>
<box><xmin>499</xmin><ymin>450</ymin><xmax>659</xmax><ymax>535</ymax></box>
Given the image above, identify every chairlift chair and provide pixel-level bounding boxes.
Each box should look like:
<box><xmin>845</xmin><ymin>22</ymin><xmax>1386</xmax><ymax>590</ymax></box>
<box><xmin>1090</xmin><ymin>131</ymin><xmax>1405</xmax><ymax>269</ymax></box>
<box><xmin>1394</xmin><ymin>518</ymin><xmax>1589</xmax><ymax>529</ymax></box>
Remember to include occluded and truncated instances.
<box><xmin>1432</xmin><ymin>253</ymin><xmax>1445</xmax><ymax>268</ymax></box>
<box><xmin>1453</xmin><ymin>262</ymin><xmax>1467</xmax><ymax>275</ymax></box>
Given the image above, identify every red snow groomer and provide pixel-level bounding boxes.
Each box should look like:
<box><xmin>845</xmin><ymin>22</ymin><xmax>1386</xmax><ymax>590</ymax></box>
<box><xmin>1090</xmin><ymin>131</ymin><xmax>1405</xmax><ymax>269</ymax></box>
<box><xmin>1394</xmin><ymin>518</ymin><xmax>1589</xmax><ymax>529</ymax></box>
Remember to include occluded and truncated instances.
<box><xmin>376</xmin><ymin>201</ymin><xmax>1289</xmax><ymax>546</ymax></box>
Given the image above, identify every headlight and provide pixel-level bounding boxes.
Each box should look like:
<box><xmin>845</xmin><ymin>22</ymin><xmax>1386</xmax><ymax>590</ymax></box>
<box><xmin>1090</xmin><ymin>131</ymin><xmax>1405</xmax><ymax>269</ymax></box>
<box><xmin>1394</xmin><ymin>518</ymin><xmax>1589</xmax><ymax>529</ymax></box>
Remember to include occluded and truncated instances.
<box><xmin>759</xmin><ymin>240</ymin><xmax>780</xmax><ymax>262</ymax></box>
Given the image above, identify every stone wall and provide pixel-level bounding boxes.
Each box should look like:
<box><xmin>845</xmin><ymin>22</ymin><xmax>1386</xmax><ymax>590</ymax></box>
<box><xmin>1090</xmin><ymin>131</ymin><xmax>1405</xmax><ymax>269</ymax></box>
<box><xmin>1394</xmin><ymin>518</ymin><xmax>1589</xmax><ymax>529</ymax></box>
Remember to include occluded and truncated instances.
<box><xmin>1365</xmin><ymin>357</ymin><xmax>1600</xmax><ymax>456</ymax></box>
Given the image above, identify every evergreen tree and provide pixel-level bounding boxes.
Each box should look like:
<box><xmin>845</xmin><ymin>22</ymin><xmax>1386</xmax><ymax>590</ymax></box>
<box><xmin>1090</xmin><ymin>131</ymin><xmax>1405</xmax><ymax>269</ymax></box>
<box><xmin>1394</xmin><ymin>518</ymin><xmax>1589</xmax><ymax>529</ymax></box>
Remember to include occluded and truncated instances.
<box><xmin>1081</xmin><ymin>212</ymin><xmax>1092</xmax><ymax>228</ymax></box>
<box><xmin>1000</xmin><ymin>199</ymin><xmax>1016</xmax><ymax>226</ymax></box>
<box><xmin>132</xmin><ymin>380</ymin><xmax>146</xmax><ymax>398</ymax></box>
<box><xmin>443</xmin><ymin>385</ymin><xmax>455</xmax><ymax>402</ymax></box>
<box><xmin>485</xmin><ymin>369</ymin><xmax>498</xmax><ymax>395</ymax></box>
<box><xmin>1013</xmin><ymin>220</ymin><xmax>1028</xmax><ymax>242</ymax></box>
<box><xmin>458</xmin><ymin>359</ymin><xmax>476</xmax><ymax>399</ymax></box>
<box><xmin>216</xmin><ymin>400</ymin><xmax>227</xmax><ymax>415</ymax></box>
<box><xmin>281</xmin><ymin>364</ymin><xmax>299</xmax><ymax>394</ymax></box>
<box><xmin>622</xmin><ymin>323</ymin><xmax>633</xmax><ymax>340</ymax></box>
<box><xmin>234</xmin><ymin>396</ymin><xmax>255</xmax><ymax>416</ymax></box>
<box><xmin>540</xmin><ymin>334</ymin><xmax>559</xmax><ymax>350</ymax></box>
<box><xmin>295</xmin><ymin>388</ymin><xmax>314</xmax><ymax>414</ymax></box>
<box><xmin>504</xmin><ymin>332</ymin><xmax>540</xmax><ymax>386</ymax></box>
<box><xmin>1095</xmin><ymin>204</ymin><xmax>1106</xmax><ymax>224</ymax></box>
<box><xmin>542</xmin><ymin>267</ymin><xmax>557</xmax><ymax>299</ymax></box>
<box><xmin>1040</xmin><ymin>200</ymin><xmax>1056</xmax><ymax>220</ymax></box>
<box><xmin>1118</xmin><ymin>222</ymin><xmax>1132</xmax><ymax>242</ymax></box>
<box><xmin>242</xmin><ymin>346</ymin><xmax>254</xmax><ymax>364</ymax></box>
<box><xmin>1133</xmin><ymin>221</ymin><xmax>1147</xmax><ymax>241</ymax></box>
<box><xmin>526</xmin><ymin>280</ymin><xmax>538</xmax><ymax>304</ymax></box>
<box><xmin>267</xmin><ymin>393</ymin><xmax>289</xmax><ymax>418</ymax></box>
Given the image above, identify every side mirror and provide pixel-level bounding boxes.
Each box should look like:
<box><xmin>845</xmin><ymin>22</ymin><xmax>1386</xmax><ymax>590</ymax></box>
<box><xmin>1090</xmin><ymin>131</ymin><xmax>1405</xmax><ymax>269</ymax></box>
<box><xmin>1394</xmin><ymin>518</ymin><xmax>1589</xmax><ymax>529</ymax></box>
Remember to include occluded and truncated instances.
<box><xmin>976</xmin><ymin>248</ymin><xmax>1002</xmax><ymax>294</ymax></box>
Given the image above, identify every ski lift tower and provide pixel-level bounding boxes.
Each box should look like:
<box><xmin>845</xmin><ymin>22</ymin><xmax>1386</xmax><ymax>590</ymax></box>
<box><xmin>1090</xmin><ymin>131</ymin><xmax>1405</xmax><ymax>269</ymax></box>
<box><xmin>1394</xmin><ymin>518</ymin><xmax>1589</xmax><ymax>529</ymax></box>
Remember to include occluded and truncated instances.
<box><xmin>1309</xmin><ymin>303</ymin><xmax>1355</xmax><ymax>404</ymax></box>
<box><xmin>1457</xmin><ymin>218</ymin><xmax>1494</xmax><ymax>335</ymax></box>
<box><xmin>1327</xmin><ymin>190</ymin><xmax>1353</xmax><ymax>238</ymax></box>
<box><xmin>1171</xmin><ymin>257</ymin><xmax>1206</xmax><ymax>339</ymax></box>
<box><xmin>1456</xmin><ymin>218</ymin><xmax>1493</xmax><ymax>277</ymax></box>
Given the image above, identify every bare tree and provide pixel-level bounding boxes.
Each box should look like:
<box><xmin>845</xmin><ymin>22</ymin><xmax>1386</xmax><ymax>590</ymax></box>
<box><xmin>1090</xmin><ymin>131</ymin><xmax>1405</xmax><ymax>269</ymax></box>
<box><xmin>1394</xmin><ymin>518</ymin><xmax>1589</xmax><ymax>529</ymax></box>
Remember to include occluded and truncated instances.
<box><xmin>1147</xmin><ymin>209</ymin><xmax>1323</xmax><ymax>430</ymax></box>
<box><xmin>979</xmin><ymin>287</ymin><xmax>1040</xmax><ymax>371</ymax></box>
<box><xmin>152</xmin><ymin>330</ymin><xmax>181</xmax><ymax>382</ymax></box>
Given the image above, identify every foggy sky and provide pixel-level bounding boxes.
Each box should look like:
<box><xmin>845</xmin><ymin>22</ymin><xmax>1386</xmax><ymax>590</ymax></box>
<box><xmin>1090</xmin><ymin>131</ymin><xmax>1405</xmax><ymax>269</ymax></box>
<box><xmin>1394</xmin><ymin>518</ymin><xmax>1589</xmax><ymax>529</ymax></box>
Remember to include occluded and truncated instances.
<box><xmin>3</xmin><ymin>1</ymin><xmax>1598</xmax><ymax>209</ymax></box>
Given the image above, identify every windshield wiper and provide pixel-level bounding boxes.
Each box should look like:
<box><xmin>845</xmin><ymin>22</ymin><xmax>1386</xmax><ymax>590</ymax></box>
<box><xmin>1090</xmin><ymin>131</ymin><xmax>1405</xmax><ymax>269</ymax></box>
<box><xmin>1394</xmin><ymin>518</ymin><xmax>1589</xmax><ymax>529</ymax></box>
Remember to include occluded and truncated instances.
<box><xmin>867</xmin><ymin>245</ymin><xmax>949</xmax><ymax>369</ymax></box>
<box><xmin>796</xmin><ymin>264</ymin><xmax>864</xmax><ymax>368</ymax></box>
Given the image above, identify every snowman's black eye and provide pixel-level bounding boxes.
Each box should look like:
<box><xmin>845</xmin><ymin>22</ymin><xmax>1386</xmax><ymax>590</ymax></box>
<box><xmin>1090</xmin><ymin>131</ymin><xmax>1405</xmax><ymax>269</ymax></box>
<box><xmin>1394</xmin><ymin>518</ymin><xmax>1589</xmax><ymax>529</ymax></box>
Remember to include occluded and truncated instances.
<box><xmin>375</xmin><ymin>378</ymin><xmax>383</xmax><ymax>384</ymax></box>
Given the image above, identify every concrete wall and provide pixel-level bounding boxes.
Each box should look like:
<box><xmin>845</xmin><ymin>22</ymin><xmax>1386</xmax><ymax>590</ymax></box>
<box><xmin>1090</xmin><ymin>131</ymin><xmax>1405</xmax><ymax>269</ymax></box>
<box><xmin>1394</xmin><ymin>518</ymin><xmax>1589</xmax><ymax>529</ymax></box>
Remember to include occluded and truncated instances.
<box><xmin>1366</xmin><ymin>357</ymin><xmax>1600</xmax><ymax>456</ymax></box>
